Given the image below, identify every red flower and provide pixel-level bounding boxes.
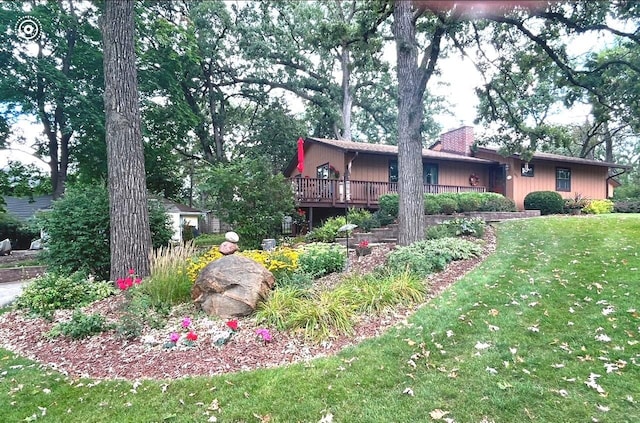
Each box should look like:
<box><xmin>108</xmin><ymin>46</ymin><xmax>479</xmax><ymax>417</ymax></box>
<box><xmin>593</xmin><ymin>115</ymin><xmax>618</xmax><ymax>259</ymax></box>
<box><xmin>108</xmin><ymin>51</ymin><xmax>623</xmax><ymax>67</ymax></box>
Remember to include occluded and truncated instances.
<box><xmin>358</xmin><ymin>240</ymin><xmax>369</xmax><ymax>248</ymax></box>
<box><xmin>186</xmin><ymin>331</ymin><xmax>198</xmax><ymax>341</ymax></box>
<box><xmin>226</xmin><ymin>320</ymin><xmax>238</xmax><ymax>331</ymax></box>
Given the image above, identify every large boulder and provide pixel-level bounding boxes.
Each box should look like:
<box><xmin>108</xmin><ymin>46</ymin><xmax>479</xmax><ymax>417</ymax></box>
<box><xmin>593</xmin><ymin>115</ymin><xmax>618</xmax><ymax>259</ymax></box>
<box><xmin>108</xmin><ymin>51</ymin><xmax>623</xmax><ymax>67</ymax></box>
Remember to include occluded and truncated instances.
<box><xmin>0</xmin><ymin>239</ymin><xmax>11</xmax><ymax>256</ymax></box>
<box><xmin>192</xmin><ymin>254</ymin><xmax>275</xmax><ymax>318</ymax></box>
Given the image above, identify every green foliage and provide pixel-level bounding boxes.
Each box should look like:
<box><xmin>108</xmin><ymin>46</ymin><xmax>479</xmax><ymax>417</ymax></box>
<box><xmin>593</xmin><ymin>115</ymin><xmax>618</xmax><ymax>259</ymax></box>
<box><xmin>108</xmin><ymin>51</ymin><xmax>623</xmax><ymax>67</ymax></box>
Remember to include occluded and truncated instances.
<box><xmin>305</xmin><ymin>216</ymin><xmax>347</xmax><ymax>242</ymax></box>
<box><xmin>378</xmin><ymin>194</ymin><xmax>399</xmax><ymax>219</ymax></box>
<box><xmin>426</xmin><ymin>218</ymin><xmax>485</xmax><ymax>239</ymax></box>
<box><xmin>457</xmin><ymin>193</ymin><xmax>481</xmax><ymax>212</ymax></box>
<box><xmin>476</xmin><ymin>192</ymin><xmax>516</xmax><ymax>212</ymax></box>
<box><xmin>287</xmin><ymin>289</ymin><xmax>355</xmax><ymax>340</ymax></box>
<box><xmin>256</xmin><ymin>287</ymin><xmax>307</xmax><ymax>330</ymax></box>
<box><xmin>582</xmin><ymin>199</ymin><xmax>614</xmax><ymax>214</ymax></box>
<box><xmin>613</xmin><ymin>200</ymin><xmax>640</xmax><ymax>213</ymax></box>
<box><xmin>297</xmin><ymin>243</ymin><xmax>345</xmax><ymax>277</ymax></box>
<box><xmin>0</xmin><ymin>161</ymin><xmax>51</xmax><ymax>198</ymax></box>
<box><xmin>193</xmin><ymin>233</ymin><xmax>226</xmax><ymax>246</ymax></box>
<box><xmin>435</xmin><ymin>195</ymin><xmax>458</xmax><ymax>215</ymax></box>
<box><xmin>201</xmin><ymin>158</ymin><xmax>295</xmax><ymax>249</ymax></box>
<box><xmin>276</xmin><ymin>270</ymin><xmax>315</xmax><ymax>290</ymax></box>
<box><xmin>37</xmin><ymin>184</ymin><xmax>174</xmax><ymax>280</ymax></box>
<box><xmin>48</xmin><ymin>310</ymin><xmax>112</xmax><ymax>340</ymax></box>
<box><xmin>387</xmin><ymin>237</ymin><xmax>483</xmax><ymax>278</ymax></box>
<box><xmin>346</xmin><ymin>208</ymin><xmax>375</xmax><ymax>232</ymax></box>
<box><xmin>524</xmin><ymin>191</ymin><xmax>565</xmax><ymax>215</ymax></box>
<box><xmin>562</xmin><ymin>193</ymin><xmax>590</xmax><ymax>213</ymax></box>
<box><xmin>0</xmin><ymin>212</ymin><xmax>39</xmax><ymax>250</ymax></box>
<box><xmin>141</xmin><ymin>243</ymin><xmax>197</xmax><ymax>307</ymax></box>
<box><xmin>114</xmin><ymin>288</ymin><xmax>168</xmax><ymax>340</ymax></box>
<box><xmin>15</xmin><ymin>272</ymin><xmax>116</xmax><ymax>318</ymax></box>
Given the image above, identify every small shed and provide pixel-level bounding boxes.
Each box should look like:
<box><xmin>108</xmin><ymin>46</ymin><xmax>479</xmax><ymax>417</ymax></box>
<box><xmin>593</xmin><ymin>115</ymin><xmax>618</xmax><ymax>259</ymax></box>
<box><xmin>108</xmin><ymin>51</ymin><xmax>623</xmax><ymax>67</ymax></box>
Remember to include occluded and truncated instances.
<box><xmin>156</xmin><ymin>198</ymin><xmax>204</xmax><ymax>243</ymax></box>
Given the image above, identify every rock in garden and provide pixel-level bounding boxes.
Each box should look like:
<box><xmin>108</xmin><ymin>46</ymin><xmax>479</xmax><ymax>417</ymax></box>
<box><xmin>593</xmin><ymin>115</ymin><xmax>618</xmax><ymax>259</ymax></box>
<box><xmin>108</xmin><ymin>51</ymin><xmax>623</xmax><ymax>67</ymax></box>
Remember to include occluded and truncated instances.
<box><xmin>218</xmin><ymin>241</ymin><xmax>238</xmax><ymax>255</ymax></box>
<box><xmin>192</xmin><ymin>254</ymin><xmax>275</xmax><ymax>319</ymax></box>
<box><xmin>225</xmin><ymin>231</ymin><xmax>239</xmax><ymax>243</ymax></box>
<box><xmin>0</xmin><ymin>239</ymin><xmax>11</xmax><ymax>256</ymax></box>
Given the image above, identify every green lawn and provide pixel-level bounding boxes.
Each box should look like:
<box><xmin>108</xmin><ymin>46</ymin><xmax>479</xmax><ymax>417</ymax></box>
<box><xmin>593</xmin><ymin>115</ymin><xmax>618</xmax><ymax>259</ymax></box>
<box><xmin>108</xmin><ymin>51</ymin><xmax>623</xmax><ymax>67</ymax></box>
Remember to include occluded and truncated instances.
<box><xmin>1</xmin><ymin>215</ymin><xmax>639</xmax><ymax>422</ymax></box>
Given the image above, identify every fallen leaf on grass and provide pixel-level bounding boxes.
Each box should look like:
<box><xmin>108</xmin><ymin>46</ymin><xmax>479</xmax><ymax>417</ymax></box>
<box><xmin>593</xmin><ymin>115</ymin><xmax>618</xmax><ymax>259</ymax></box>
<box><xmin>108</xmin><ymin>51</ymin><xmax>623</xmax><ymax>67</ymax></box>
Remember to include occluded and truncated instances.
<box><xmin>403</xmin><ymin>387</ymin><xmax>414</xmax><ymax>396</ymax></box>
<box><xmin>429</xmin><ymin>409</ymin><xmax>450</xmax><ymax>420</ymax></box>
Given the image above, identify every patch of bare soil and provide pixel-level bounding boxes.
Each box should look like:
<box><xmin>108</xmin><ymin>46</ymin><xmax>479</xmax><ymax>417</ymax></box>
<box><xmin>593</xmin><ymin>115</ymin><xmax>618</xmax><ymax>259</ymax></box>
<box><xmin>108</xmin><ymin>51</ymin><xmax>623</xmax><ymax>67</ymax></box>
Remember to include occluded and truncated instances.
<box><xmin>0</xmin><ymin>227</ymin><xmax>496</xmax><ymax>380</ymax></box>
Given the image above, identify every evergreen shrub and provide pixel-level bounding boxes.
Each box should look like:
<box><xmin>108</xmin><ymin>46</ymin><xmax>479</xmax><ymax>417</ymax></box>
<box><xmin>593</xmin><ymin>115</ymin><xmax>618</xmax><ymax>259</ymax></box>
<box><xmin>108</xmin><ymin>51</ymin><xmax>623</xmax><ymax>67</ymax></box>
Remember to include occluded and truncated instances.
<box><xmin>524</xmin><ymin>191</ymin><xmax>564</xmax><ymax>215</ymax></box>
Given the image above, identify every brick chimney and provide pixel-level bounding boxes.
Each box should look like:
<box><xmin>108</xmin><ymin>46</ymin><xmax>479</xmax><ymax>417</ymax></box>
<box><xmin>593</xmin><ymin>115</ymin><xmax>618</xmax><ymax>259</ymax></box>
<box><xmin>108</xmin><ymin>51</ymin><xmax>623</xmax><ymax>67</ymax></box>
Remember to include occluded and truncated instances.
<box><xmin>439</xmin><ymin>126</ymin><xmax>474</xmax><ymax>155</ymax></box>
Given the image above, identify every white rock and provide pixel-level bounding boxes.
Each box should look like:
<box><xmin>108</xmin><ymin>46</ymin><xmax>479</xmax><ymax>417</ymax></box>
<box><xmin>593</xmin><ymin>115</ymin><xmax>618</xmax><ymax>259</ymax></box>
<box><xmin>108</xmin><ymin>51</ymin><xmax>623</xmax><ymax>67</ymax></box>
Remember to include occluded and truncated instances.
<box><xmin>225</xmin><ymin>231</ymin><xmax>239</xmax><ymax>243</ymax></box>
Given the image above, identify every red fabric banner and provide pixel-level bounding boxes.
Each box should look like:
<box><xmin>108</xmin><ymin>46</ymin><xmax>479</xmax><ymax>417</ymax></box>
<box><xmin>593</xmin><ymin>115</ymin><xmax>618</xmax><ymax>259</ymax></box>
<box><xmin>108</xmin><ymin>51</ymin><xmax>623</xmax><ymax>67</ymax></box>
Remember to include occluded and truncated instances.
<box><xmin>296</xmin><ymin>137</ymin><xmax>304</xmax><ymax>173</ymax></box>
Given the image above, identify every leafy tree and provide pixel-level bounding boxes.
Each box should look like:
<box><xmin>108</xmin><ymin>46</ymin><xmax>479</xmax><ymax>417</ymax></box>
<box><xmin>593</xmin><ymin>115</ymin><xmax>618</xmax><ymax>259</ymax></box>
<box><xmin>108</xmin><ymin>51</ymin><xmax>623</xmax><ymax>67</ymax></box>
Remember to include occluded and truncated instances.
<box><xmin>37</xmin><ymin>183</ymin><xmax>173</xmax><ymax>280</ymax></box>
<box><xmin>201</xmin><ymin>158</ymin><xmax>295</xmax><ymax>249</ymax></box>
<box><xmin>0</xmin><ymin>161</ymin><xmax>51</xmax><ymax>198</ymax></box>
<box><xmin>0</xmin><ymin>0</ymin><xmax>104</xmax><ymax>198</ymax></box>
<box><xmin>102</xmin><ymin>0</ymin><xmax>152</xmax><ymax>279</ymax></box>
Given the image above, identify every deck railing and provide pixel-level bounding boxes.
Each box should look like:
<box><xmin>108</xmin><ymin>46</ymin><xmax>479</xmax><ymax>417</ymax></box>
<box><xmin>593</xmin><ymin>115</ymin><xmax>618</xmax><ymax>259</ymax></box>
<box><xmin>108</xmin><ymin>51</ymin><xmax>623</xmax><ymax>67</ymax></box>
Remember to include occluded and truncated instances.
<box><xmin>289</xmin><ymin>178</ymin><xmax>486</xmax><ymax>207</ymax></box>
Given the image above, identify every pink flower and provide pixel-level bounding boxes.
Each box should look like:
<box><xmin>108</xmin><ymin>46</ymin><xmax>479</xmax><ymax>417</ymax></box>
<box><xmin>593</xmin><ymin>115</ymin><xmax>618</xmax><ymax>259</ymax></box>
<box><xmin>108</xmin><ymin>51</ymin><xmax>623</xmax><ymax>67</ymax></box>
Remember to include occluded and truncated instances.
<box><xmin>256</xmin><ymin>328</ymin><xmax>272</xmax><ymax>342</ymax></box>
<box><xmin>169</xmin><ymin>332</ymin><xmax>179</xmax><ymax>343</ymax></box>
<box><xmin>358</xmin><ymin>240</ymin><xmax>369</xmax><ymax>248</ymax></box>
<box><xmin>134</xmin><ymin>278</ymin><xmax>142</xmax><ymax>285</ymax></box>
<box><xmin>226</xmin><ymin>320</ymin><xmax>238</xmax><ymax>331</ymax></box>
<box><xmin>186</xmin><ymin>331</ymin><xmax>198</xmax><ymax>341</ymax></box>
<box><xmin>129</xmin><ymin>269</ymin><xmax>135</xmax><ymax>275</ymax></box>
<box><xmin>182</xmin><ymin>317</ymin><xmax>191</xmax><ymax>328</ymax></box>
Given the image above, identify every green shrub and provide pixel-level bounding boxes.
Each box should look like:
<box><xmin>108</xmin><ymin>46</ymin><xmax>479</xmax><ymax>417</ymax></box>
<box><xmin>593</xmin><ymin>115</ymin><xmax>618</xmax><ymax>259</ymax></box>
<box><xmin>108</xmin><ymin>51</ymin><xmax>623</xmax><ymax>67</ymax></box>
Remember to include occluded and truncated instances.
<box><xmin>276</xmin><ymin>270</ymin><xmax>315</xmax><ymax>290</ymax></box>
<box><xmin>387</xmin><ymin>237</ymin><xmax>483</xmax><ymax>279</ymax></box>
<box><xmin>38</xmin><ymin>184</ymin><xmax>174</xmax><ymax>280</ymax></box>
<box><xmin>347</xmin><ymin>208</ymin><xmax>375</xmax><ymax>232</ymax></box>
<box><xmin>48</xmin><ymin>310</ymin><xmax>112</xmax><ymax>340</ymax></box>
<box><xmin>477</xmin><ymin>193</ymin><xmax>516</xmax><ymax>212</ymax></box>
<box><xmin>297</xmin><ymin>243</ymin><xmax>345</xmax><ymax>277</ymax></box>
<box><xmin>378</xmin><ymin>194</ymin><xmax>399</xmax><ymax>219</ymax></box>
<box><xmin>424</xmin><ymin>194</ymin><xmax>441</xmax><ymax>215</ymax></box>
<box><xmin>436</xmin><ymin>196</ymin><xmax>458</xmax><ymax>214</ymax></box>
<box><xmin>583</xmin><ymin>199</ymin><xmax>614</xmax><ymax>214</ymax></box>
<box><xmin>305</xmin><ymin>216</ymin><xmax>347</xmax><ymax>243</ymax></box>
<box><xmin>442</xmin><ymin>217</ymin><xmax>486</xmax><ymax>237</ymax></box>
<box><xmin>524</xmin><ymin>191</ymin><xmax>565</xmax><ymax>215</ymax></box>
<box><xmin>256</xmin><ymin>287</ymin><xmax>306</xmax><ymax>330</ymax></box>
<box><xmin>613</xmin><ymin>200</ymin><xmax>640</xmax><ymax>213</ymax></box>
<box><xmin>425</xmin><ymin>224</ymin><xmax>457</xmax><ymax>239</ymax></box>
<box><xmin>193</xmin><ymin>233</ymin><xmax>226</xmax><ymax>246</ymax></box>
<box><xmin>457</xmin><ymin>193</ymin><xmax>482</xmax><ymax>212</ymax></box>
<box><xmin>15</xmin><ymin>272</ymin><xmax>116</xmax><ymax>318</ymax></box>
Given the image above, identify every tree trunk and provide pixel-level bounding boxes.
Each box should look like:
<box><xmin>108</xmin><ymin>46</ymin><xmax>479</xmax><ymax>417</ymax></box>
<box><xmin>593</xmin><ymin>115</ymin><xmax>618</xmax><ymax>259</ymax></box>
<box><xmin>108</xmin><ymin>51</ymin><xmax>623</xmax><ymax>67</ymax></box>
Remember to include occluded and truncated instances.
<box><xmin>340</xmin><ymin>46</ymin><xmax>353</xmax><ymax>141</ymax></box>
<box><xmin>102</xmin><ymin>0</ymin><xmax>153</xmax><ymax>280</ymax></box>
<box><xmin>393</xmin><ymin>1</ymin><xmax>425</xmax><ymax>246</ymax></box>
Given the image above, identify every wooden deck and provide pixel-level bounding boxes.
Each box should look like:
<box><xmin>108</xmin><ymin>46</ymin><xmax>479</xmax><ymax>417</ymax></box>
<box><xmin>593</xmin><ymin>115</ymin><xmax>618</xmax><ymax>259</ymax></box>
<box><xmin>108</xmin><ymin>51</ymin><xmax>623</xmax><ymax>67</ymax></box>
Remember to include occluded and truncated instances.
<box><xmin>290</xmin><ymin>178</ymin><xmax>486</xmax><ymax>208</ymax></box>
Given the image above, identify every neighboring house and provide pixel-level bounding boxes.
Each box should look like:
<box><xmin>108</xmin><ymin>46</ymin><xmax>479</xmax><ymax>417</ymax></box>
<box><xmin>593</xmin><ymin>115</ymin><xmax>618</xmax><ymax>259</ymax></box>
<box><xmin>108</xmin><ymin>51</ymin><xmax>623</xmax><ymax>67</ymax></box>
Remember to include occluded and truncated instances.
<box><xmin>155</xmin><ymin>198</ymin><xmax>204</xmax><ymax>243</ymax></box>
<box><xmin>4</xmin><ymin>195</ymin><xmax>54</xmax><ymax>221</ymax></box>
<box><xmin>283</xmin><ymin>127</ymin><xmax>629</xmax><ymax>222</ymax></box>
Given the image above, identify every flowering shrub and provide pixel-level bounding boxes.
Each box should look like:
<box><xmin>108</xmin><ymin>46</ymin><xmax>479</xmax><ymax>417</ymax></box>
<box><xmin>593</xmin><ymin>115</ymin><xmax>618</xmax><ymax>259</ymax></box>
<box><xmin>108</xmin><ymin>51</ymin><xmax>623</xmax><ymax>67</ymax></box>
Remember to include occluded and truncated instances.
<box><xmin>187</xmin><ymin>246</ymin><xmax>300</xmax><ymax>282</ymax></box>
<box><xmin>186</xmin><ymin>247</ymin><xmax>224</xmax><ymax>282</ymax></box>
<box><xmin>116</xmin><ymin>269</ymin><xmax>142</xmax><ymax>290</ymax></box>
<box><xmin>583</xmin><ymin>199</ymin><xmax>614</xmax><ymax>214</ymax></box>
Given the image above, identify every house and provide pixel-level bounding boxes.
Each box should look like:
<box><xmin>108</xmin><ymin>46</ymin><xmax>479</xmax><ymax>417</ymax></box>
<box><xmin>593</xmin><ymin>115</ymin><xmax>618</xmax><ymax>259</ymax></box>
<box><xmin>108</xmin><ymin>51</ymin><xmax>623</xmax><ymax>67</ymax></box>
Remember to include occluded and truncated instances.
<box><xmin>283</xmin><ymin>127</ymin><xmax>629</xmax><ymax>223</ymax></box>
<box><xmin>154</xmin><ymin>198</ymin><xmax>204</xmax><ymax>243</ymax></box>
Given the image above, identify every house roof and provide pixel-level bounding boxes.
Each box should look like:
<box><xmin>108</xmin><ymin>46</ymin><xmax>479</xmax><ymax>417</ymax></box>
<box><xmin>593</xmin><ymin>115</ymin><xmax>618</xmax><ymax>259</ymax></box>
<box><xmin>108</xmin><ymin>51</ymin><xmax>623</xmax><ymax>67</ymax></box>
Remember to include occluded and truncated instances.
<box><xmin>476</xmin><ymin>147</ymin><xmax>631</xmax><ymax>169</ymax></box>
<box><xmin>306</xmin><ymin>137</ymin><xmax>496</xmax><ymax>164</ymax></box>
<box><xmin>4</xmin><ymin>195</ymin><xmax>54</xmax><ymax>221</ymax></box>
<box><xmin>155</xmin><ymin>197</ymin><xmax>203</xmax><ymax>215</ymax></box>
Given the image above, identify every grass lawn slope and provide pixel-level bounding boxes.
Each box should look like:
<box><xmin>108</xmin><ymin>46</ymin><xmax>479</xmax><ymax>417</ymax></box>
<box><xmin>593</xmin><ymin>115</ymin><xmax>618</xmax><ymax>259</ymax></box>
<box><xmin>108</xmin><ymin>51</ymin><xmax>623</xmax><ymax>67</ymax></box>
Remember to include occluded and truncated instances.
<box><xmin>1</xmin><ymin>215</ymin><xmax>639</xmax><ymax>422</ymax></box>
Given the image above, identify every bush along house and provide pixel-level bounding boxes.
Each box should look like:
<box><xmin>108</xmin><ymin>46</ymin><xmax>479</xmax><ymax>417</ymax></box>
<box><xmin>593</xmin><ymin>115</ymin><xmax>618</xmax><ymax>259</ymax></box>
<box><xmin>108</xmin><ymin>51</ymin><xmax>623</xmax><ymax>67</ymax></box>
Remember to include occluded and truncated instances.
<box><xmin>283</xmin><ymin>127</ymin><xmax>629</xmax><ymax>228</ymax></box>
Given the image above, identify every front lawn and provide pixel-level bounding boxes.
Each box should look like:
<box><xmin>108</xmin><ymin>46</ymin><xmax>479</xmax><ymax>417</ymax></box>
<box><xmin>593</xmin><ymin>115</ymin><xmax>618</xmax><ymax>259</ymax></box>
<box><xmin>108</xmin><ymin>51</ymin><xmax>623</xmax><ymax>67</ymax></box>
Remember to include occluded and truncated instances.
<box><xmin>0</xmin><ymin>215</ymin><xmax>638</xmax><ymax>422</ymax></box>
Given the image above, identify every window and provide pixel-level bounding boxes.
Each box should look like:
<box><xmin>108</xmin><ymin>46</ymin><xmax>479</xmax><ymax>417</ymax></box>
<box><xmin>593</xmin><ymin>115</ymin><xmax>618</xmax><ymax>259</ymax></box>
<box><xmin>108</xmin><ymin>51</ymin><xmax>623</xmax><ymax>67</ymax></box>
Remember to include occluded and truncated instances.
<box><xmin>388</xmin><ymin>161</ymin><xmax>439</xmax><ymax>184</ymax></box>
<box><xmin>556</xmin><ymin>167</ymin><xmax>571</xmax><ymax>191</ymax></box>
<box><xmin>316</xmin><ymin>163</ymin><xmax>329</xmax><ymax>179</ymax></box>
<box><xmin>389</xmin><ymin>160</ymin><xmax>398</xmax><ymax>183</ymax></box>
<box><xmin>423</xmin><ymin>163</ymin><xmax>438</xmax><ymax>185</ymax></box>
<box><xmin>521</xmin><ymin>163</ymin><xmax>534</xmax><ymax>177</ymax></box>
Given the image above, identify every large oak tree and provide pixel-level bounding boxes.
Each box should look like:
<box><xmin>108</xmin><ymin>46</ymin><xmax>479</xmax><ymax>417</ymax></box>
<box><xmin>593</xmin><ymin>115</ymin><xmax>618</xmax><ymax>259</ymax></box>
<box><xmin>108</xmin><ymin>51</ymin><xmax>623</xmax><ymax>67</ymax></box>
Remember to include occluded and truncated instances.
<box><xmin>102</xmin><ymin>0</ymin><xmax>152</xmax><ymax>279</ymax></box>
